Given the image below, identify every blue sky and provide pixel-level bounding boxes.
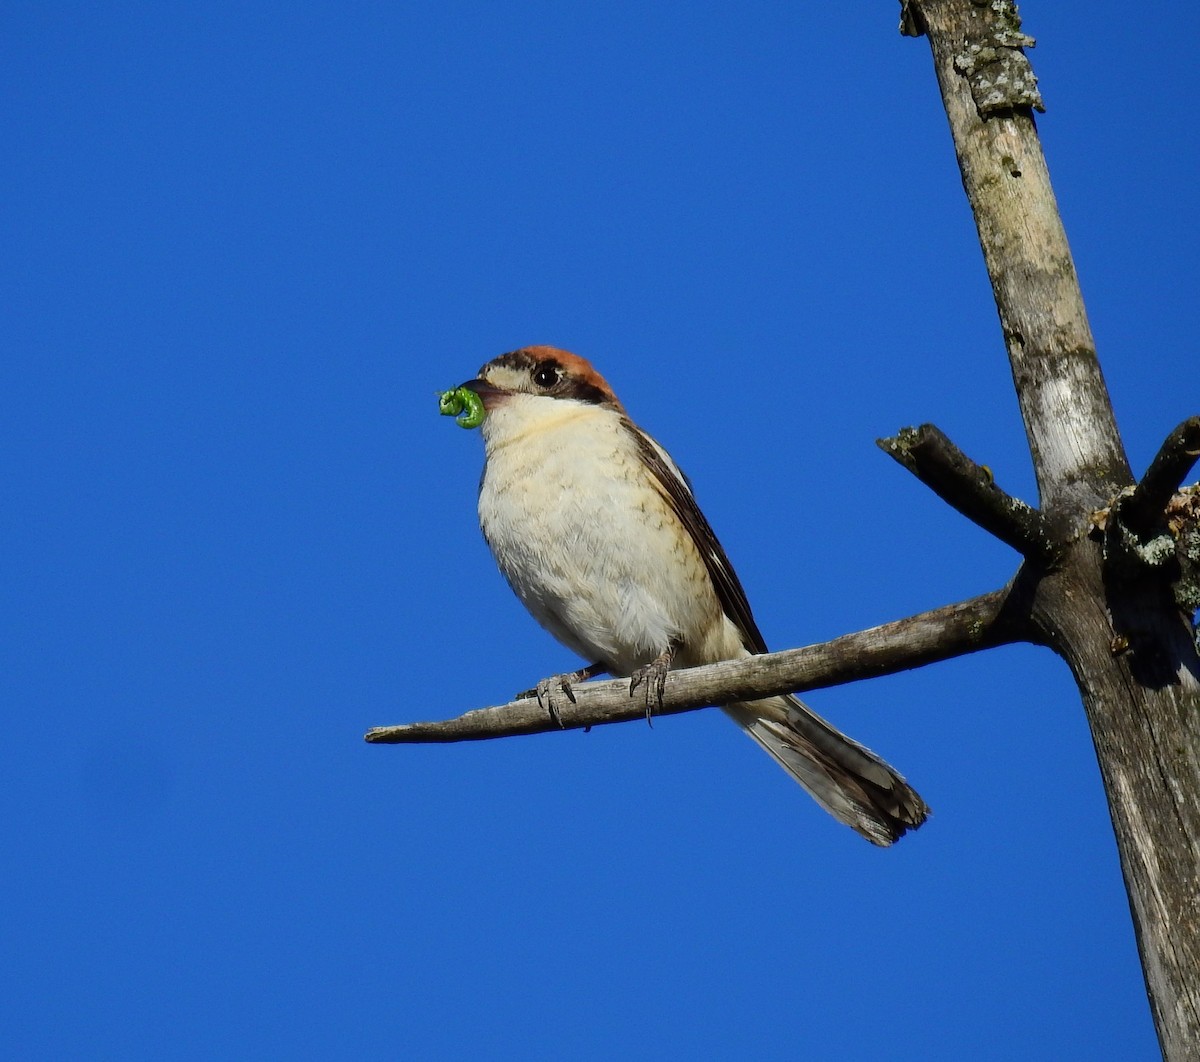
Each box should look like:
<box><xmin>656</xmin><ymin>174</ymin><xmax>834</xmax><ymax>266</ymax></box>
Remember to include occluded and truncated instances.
<box><xmin>3</xmin><ymin>2</ymin><xmax>1194</xmax><ymax>1058</ymax></box>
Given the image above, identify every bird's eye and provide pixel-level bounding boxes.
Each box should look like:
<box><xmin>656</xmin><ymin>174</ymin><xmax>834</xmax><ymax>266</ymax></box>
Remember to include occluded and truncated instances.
<box><xmin>532</xmin><ymin>364</ymin><xmax>560</xmax><ymax>389</ymax></box>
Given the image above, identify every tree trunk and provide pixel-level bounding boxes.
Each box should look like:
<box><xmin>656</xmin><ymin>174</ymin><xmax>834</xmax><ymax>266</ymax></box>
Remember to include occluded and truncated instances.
<box><xmin>906</xmin><ymin>2</ymin><xmax>1200</xmax><ymax>1056</ymax></box>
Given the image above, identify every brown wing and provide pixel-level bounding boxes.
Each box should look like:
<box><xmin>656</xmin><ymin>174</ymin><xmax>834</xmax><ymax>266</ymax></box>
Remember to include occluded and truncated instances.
<box><xmin>629</xmin><ymin>422</ymin><xmax>769</xmax><ymax>655</ymax></box>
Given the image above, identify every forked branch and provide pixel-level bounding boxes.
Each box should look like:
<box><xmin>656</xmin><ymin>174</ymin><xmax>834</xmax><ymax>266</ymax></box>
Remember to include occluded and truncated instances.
<box><xmin>1122</xmin><ymin>415</ymin><xmax>1200</xmax><ymax>538</ymax></box>
<box><xmin>366</xmin><ymin>587</ymin><xmax>1025</xmax><ymax>743</ymax></box>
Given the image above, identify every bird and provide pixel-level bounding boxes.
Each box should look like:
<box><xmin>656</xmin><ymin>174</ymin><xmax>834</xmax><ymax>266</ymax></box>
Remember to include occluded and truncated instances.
<box><xmin>449</xmin><ymin>345</ymin><xmax>929</xmax><ymax>845</ymax></box>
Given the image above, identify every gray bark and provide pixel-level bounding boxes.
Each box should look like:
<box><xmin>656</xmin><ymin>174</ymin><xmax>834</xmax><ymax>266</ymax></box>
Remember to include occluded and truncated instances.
<box><xmin>905</xmin><ymin>2</ymin><xmax>1200</xmax><ymax>1057</ymax></box>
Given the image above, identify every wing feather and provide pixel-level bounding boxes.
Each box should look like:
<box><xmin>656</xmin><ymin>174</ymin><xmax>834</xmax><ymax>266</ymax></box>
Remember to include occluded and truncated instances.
<box><xmin>629</xmin><ymin>423</ymin><xmax>769</xmax><ymax>655</ymax></box>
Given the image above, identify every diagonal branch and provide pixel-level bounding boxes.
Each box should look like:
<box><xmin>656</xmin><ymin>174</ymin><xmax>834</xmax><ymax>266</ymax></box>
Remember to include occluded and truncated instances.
<box><xmin>878</xmin><ymin>423</ymin><xmax>1058</xmax><ymax>565</ymax></box>
<box><xmin>366</xmin><ymin>586</ymin><xmax>1026</xmax><ymax>743</ymax></box>
<box><xmin>1122</xmin><ymin>416</ymin><xmax>1200</xmax><ymax>539</ymax></box>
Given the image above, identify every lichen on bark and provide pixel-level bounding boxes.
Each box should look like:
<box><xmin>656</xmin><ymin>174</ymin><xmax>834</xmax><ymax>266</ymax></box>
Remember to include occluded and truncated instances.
<box><xmin>952</xmin><ymin>0</ymin><xmax>1046</xmax><ymax>114</ymax></box>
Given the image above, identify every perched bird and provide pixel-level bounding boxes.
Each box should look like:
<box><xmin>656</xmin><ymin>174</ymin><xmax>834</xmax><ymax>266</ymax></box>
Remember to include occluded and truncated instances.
<box><xmin>451</xmin><ymin>345</ymin><xmax>928</xmax><ymax>845</ymax></box>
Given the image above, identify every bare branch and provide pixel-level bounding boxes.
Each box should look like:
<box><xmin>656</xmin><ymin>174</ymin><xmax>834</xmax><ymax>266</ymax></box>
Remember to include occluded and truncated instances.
<box><xmin>1122</xmin><ymin>416</ymin><xmax>1200</xmax><ymax>538</ymax></box>
<box><xmin>878</xmin><ymin>424</ymin><xmax>1058</xmax><ymax>565</ymax></box>
<box><xmin>366</xmin><ymin>588</ymin><xmax>1023</xmax><ymax>744</ymax></box>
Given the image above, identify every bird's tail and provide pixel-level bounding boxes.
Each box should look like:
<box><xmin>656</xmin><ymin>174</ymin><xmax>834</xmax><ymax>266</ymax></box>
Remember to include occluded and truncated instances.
<box><xmin>723</xmin><ymin>695</ymin><xmax>929</xmax><ymax>846</ymax></box>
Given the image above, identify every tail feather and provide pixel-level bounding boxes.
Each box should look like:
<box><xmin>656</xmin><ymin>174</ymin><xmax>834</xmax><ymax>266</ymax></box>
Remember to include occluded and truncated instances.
<box><xmin>724</xmin><ymin>695</ymin><xmax>929</xmax><ymax>846</ymax></box>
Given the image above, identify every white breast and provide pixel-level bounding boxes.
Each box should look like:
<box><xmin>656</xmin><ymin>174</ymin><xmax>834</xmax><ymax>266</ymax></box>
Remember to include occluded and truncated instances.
<box><xmin>477</xmin><ymin>396</ymin><xmax>720</xmax><ymax>675</ymax></box>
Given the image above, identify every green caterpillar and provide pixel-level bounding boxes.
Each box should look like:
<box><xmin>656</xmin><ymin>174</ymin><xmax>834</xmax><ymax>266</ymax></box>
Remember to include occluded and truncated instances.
<box><xmin>437</xmin><ymin>386</ymin><xmax>486</xmax><ymax>429</ymax></box>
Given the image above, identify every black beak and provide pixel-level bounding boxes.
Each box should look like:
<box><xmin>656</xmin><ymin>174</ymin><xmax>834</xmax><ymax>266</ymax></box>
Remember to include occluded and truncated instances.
<box><xmin>459</xmin><ymin>377</ymin><xmax>503</xmax><ymax>402</ymax></box>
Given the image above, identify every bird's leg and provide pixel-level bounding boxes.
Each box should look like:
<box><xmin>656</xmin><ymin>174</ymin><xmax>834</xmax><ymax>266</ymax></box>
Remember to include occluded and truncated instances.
<box><xmin>628</xmin><ymin>643</ymin><xmax>677</xmax><ymax>724</ymax></box>
<box><xmin>517</xmin><ymin>662</ymin><xmax>608</xmax><ymax>728</ymax></box>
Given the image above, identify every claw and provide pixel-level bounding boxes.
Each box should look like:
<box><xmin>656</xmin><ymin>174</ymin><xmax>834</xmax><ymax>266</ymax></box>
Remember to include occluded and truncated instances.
<box><xmin>516</xmin><ymin>662</ymin><xmax>608</xmax><ymax>730</ymax></box>
<box><xmin>628</xmin><ymin>645</ymin><xmax>675</xmax><ymax>725</ymax></box>
<box><xmin>536</xmin><ymin>677</ymin><xmax>565</xmax><ymax>729</ymax></box>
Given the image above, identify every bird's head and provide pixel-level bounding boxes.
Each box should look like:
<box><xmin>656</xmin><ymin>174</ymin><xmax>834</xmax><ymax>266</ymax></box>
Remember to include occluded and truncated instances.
<box><xmin>449</xmin><ymin>346</ymin><xmax>626</xmax><ymax>442</ymax></box>
<box><xmin>463</xmin><ymin>346</ymin><xmax>621</xmax><ymax>409</ymax></box>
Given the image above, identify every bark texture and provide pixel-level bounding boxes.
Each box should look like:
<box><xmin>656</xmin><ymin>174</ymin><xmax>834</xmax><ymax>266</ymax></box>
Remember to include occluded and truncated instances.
<box><xmin>906</xmin><ymin>2</ymin><xmax>1200</xmax><ymax>1057</ymax></box>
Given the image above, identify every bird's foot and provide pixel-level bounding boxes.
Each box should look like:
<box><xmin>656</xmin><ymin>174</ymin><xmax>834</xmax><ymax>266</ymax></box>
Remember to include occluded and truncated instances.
<box><xmin>628</xmin><ymin>645</ymin><xmax>676</xmax><ymax>725</ymax></box>
<box><xmin>517</xmin><ymin>662</ymin><xmax>607</xmax><ymax>729</ymax></box>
